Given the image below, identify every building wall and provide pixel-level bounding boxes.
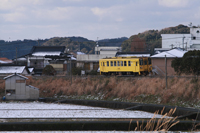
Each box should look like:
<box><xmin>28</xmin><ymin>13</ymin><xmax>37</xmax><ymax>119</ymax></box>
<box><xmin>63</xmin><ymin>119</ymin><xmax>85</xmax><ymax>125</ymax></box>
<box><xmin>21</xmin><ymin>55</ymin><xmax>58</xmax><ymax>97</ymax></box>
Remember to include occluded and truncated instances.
<box><xmin>161</xmin><ymin>34</ymin><xmax>191</xmax><ymax>49</ymax></box>
<box><xmin>5</xmin><ymin>75</ymin><xmax>39</xmax><ymax>100</ymax></box>
<box><xmin>5</xmin><ymin>76</ymin><xmax>26</xmax><ymax>99</ymax></box>
<box><xmin>152</xmin><ymin>58</ymin><xmax>176</xmax><ymax>76</ymax></box>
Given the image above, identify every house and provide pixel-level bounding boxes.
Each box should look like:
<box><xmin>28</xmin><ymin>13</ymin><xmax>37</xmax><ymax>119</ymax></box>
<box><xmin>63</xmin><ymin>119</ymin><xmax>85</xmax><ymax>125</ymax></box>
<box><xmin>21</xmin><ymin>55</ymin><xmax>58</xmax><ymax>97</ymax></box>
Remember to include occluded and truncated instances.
<box><xmin>151</xmin><ymin>48</ymin><xmax>187</xmax><ymax>76</ymax></box>
<box><xmin>0</xmin><ymin>65</ymin><xmax>29</xmax><ymax>76</ymax></box>
<box><xmin>4</xmin><ymin>73</ymin><xmax>39</xmax><ymax>100</ymax></box>
<box><xmin>27</xmin><ymin>46</ymin><xmax>76</xmax><ymax>75</ymax></box>
<box><xmin>77</xmin><ymin>46</ymin><xmax>121</xmax><ymax>72</ymax></box>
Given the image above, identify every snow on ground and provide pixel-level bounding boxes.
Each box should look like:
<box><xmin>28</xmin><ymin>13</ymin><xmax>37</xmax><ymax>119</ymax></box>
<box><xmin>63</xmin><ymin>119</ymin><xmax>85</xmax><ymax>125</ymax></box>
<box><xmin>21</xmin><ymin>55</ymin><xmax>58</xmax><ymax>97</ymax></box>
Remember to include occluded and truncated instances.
<box><xmin>0</xmin><ymin>101</ymin><xmax>164</xmax><ymax>119</ymax></box>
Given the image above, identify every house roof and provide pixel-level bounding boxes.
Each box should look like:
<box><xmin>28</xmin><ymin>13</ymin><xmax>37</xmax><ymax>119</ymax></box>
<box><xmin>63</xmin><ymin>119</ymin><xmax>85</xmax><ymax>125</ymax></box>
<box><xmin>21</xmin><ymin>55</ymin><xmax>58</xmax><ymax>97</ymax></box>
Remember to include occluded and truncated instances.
<box><xmin>4</xmin><ymin>73</ymin><xmax>28</xmax><ymax>80</ymax></box>
<box><xmin>0</xmin><ymin>57</ymin><xmax>13</xmax><ymax>63</ymax></box>
<box><xmin>0</xmin><ymin>66</ymin><xmax>27</xmax><ymax>74</ymax></box>
<box><xmin>151</xmin><ymin>49</ymin><xmax>187</xmax><ymax>58</ymax></box>
<box><xmin>30</xmin><ymin>46</ymin><xmax>66</xmax><ymax>56</ymax></box>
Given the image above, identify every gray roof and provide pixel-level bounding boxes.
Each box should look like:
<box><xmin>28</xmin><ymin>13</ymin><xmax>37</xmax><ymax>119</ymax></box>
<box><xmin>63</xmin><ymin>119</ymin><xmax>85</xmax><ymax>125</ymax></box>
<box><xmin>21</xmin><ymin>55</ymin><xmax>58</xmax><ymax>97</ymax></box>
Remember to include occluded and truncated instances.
<box><xmin>0</xmin><ymin>66</ymin><xmax>26</xmax><ymax>74</ymax></box>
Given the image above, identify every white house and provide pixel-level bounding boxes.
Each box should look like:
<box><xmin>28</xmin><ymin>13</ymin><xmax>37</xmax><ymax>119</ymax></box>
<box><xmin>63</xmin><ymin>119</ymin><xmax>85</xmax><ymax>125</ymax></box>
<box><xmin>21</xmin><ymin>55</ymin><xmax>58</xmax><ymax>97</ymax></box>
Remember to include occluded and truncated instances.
<box><xmin>4</xmin><ymin>73</ymin><xmax>39</xmax><ymax>100</ymax></box>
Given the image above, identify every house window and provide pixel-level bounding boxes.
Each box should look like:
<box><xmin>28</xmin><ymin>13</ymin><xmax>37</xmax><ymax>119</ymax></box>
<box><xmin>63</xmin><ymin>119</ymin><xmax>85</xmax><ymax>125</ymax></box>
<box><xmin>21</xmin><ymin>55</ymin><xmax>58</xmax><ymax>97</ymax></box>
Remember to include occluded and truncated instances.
<box><xmin>124</xmin><ymin>61</ymin><xmax>127</xmax><ymax>66</ymax></box>
<box><xmin>6</xmin><ymin>90</ymin><xmax>15</xmax><ymax>95</ymax></box>
<box><xmin>111</xmin><ymin>61</ymin><xmax>113</xmax><ymax>66</ymax></box>
<box><xmin>128</xmin><ymin>61</ymin><xmax>131</xmax><ymax>66</ymax></box>
<box><xmin>197</xmin><ymin>30</ymin><xmax>199</xmax><ymax>33</ymax></box>
<box><xmin>107</xmin><ymin>61</ymin><xmax>109</xmax><ymax>66</ymax></box>
<box><xmin>16</xmin><ymin>80</ymin><xmax>25</xmax><ymax>83</ymax></box>
<box><xmin>193</xmin><ymin>37</ymin><xmax>196</xmax><ymax>40</ymax></box>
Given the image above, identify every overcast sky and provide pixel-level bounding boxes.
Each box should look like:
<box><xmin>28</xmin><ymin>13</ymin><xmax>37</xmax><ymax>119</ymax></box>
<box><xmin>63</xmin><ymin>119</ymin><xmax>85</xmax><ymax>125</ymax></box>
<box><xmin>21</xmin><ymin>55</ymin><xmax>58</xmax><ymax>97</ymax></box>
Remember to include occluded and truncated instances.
<box><xmin>0</xmin><ymin>0</ymin><xmax>200</xmax><ymax>41</ymax></box>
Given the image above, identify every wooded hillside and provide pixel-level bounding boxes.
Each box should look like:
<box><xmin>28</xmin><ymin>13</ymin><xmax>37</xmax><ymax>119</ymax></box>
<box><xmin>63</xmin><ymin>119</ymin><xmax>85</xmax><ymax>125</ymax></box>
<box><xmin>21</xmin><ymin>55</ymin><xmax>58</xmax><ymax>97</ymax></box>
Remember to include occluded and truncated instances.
<box><xmin>121</xmin><ymin>24</ymin><xmax>190</xmax><ymax>54</ymax></box>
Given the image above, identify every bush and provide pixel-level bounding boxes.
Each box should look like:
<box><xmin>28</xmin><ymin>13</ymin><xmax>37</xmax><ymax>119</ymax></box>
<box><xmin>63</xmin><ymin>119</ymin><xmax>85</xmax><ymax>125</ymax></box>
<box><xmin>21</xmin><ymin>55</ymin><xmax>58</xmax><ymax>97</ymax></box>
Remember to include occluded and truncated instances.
<box><xmin>71</xmin><ymin>67</ymin><xmax>82</xmax><ymax>75</ymax></box>
<box><xmin>42</xmin><ymin>65</ymin><xmax>56</xmax><ymax>76</ymax></box>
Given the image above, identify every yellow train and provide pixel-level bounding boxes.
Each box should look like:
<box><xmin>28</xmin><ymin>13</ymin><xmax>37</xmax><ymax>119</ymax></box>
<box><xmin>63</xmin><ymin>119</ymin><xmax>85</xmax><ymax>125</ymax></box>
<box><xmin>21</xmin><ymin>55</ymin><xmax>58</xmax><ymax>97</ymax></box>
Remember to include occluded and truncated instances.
<box><xmin>99</xmin><ymin>57</ymin><xmax>152</xmax><ymax>75</ymax></box>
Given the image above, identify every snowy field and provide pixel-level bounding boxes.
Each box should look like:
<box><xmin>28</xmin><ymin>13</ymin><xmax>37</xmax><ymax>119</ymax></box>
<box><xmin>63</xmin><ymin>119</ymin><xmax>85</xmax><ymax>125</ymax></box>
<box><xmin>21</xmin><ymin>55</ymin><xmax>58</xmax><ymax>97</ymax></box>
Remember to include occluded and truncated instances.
<box><xmin>0</xmin><ymin>101</ymin><xmax>164</xmax><ymax>119</ymax></box>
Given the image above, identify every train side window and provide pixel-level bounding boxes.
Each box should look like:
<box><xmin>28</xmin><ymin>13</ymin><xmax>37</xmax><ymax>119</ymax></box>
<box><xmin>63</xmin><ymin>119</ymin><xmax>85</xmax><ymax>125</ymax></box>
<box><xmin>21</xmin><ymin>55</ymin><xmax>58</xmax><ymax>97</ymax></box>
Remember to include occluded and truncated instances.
<box><xmin>103</xmin><ymin>62</ymin><xmax>105</xmax><ymax>66</ymax></box>
<box><xmin>121</xmin><ymin>61</ymin><xmax>123</xmax><ymax>66</ymax></box>
<box><xmin>136</xmin><ymin>62</ymin><xmax>138</xmax><ymax>66</ymax></box>
<box><xmin>124</xmin><ymin>61</ymin><xmax>127</xmax><ymax>66</ymax></box>
<box><xmin>128</xmin><ymin>61</ymin><xmax>131</xmax><ymax>66</ymax></box>
<box><xmin>117</xmin><ymin>61</ymin><xmax>120</xmax><ymax>66</ymax></box>
<box><xmin>107</xmin><ymin>61</ymin><xmax>109</xmax><ymax>66</ymax></box>
<box><xmin>111</xmin><ymin>61</ymin><xmax>113</xmax><ymax>66</ymax></box>
<box><xmin>114</xmin><ymin>61</ymin><xmax>116</xmax><ymax>66</ymax></box>
<box><xmin>101</xmin><ymin>62</ymin><xmax>102</xmax><ymax>66</ymax></box>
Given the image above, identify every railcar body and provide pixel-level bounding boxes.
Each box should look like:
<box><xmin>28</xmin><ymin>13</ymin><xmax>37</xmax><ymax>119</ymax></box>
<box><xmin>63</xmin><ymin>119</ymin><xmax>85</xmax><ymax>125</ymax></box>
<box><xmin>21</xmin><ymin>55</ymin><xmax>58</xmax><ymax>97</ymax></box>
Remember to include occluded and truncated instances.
<box><xmin>99</xmin><ymin>57</ymin><xmax>152</xmax><ymax>75</ymax></box>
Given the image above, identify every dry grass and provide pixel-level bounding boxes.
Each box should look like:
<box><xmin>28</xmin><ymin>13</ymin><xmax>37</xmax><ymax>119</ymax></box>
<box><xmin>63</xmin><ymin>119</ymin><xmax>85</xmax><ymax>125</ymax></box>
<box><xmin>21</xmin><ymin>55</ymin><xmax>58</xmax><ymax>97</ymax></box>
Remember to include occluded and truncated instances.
<box><xmin>134</xmin><ymin>107</ymin><xmax>179</xmax><ymax>131</ymax></box>
<box><xmin>1</xmin><ymin>76</ymin><xmax>200</xmax><ymax>106</ymax></box>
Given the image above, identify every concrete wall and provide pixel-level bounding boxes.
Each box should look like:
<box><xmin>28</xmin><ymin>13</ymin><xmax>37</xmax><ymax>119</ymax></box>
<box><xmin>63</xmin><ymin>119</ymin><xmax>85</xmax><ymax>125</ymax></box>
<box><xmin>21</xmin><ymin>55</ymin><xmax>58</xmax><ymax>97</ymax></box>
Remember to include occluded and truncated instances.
<box><xmin>152</xmin><ymin>58</ymin><xmax>176</xmax><ymax>76</ymax></box>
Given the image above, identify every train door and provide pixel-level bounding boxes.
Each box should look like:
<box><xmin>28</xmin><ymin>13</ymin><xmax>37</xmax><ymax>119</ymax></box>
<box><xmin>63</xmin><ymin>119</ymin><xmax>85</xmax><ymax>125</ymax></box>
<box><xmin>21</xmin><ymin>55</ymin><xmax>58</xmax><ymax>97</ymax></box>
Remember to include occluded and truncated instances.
<box><xmin>135</xmin><ymin>60</ymin><xmax>139</xmax><ymax>72</ymax></box>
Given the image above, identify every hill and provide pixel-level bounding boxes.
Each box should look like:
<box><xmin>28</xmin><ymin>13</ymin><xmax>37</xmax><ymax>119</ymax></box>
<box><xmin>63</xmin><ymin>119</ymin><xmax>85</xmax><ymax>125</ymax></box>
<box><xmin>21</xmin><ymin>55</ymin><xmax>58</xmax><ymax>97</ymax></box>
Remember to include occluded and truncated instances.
<box><xmin>42</xmin><ymin>37</ymin><xmax>128</xmax><ymax>54</ymax></box>
<box><xmin>121</xmin><ymin>24</ymin><xmax>190</xmax><ymax>54</ymax></box>
<box><xmin>0</xmin><ymin>39</ymin><xmax>47</xmax><ymax>59</ymax></box>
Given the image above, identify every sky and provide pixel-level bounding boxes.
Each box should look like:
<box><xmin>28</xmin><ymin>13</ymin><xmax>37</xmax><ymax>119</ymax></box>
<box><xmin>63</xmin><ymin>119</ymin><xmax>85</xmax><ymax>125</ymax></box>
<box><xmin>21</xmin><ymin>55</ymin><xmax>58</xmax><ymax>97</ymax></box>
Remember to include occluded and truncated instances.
<box><xmin>0</xmin><ymin>0</ymin><xmax>200</xmax><ymax>41</ymax></box>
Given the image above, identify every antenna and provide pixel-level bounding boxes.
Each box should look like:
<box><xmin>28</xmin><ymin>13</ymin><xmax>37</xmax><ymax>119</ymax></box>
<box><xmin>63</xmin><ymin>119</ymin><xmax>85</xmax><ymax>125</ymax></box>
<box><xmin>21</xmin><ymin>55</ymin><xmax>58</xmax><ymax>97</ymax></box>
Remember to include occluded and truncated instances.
<box><xmin>188</xmin><ymin>22</ymin><xmax>192</xmax><ymax>27</ymax></box>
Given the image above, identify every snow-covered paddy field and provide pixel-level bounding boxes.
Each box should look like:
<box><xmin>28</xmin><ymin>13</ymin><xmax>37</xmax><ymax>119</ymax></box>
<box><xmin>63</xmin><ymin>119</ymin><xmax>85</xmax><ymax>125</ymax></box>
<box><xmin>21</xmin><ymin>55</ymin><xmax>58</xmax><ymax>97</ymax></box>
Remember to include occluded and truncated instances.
<box><xmin>0</xmin><ymin>101</ymin><xmax>164</xmax><ymax>119</ymax></box>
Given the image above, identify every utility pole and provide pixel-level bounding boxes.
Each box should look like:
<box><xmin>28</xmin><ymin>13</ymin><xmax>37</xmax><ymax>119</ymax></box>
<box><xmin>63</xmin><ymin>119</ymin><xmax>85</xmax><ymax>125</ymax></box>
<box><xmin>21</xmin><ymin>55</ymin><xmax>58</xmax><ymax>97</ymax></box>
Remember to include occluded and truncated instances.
<box><xmin>165</xmin><ymin>55</ymin><xmax>167</xmax><ymax>89</ymax></box>
<box><xmin>70</xmin><ymin>58</ymin><xmax>72</xmax><ymax>85</ymax></box>
<box><xmin>182</xmin><ymin>36</ymin><xmax>185</xmax><ymax>50</ymax></box>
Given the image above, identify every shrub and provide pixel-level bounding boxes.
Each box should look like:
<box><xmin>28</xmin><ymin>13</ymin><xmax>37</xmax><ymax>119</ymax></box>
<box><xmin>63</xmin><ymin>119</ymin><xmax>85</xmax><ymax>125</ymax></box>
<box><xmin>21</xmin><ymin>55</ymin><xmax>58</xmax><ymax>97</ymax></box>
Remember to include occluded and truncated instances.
<box><xmin>71</xmin><ymin>67</ymin><xmax>82</xmax><ymax>75</ymax></box>
<box><xmin>42</xmin><ymin>65</ymin><xmax>56</xmax><ymax>76</ymax></box>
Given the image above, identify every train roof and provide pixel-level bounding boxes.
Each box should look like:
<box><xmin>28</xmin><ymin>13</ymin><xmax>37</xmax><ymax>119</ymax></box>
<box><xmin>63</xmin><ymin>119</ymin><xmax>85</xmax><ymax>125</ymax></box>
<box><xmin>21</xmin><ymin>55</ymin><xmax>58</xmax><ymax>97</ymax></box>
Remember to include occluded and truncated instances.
<box><xmin>100</xmin><ymin>56</ymin><xmax>149</xmax><ymax>60</ymax></box>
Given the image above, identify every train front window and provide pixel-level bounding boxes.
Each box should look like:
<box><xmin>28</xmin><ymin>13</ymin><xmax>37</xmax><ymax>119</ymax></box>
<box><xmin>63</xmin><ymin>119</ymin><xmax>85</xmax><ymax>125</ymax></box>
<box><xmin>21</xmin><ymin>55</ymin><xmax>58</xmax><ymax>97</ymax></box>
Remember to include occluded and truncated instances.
<box><xmin>107</xmin><ymin>61</ymin><xmax>109</xmax><ymax>66</ymax></box>
<box><xmin>128</xmin><ymin>61</ymin><xmax>131</xmax><ymax>66</ymax></box>
<box><xmin>144</xmin><ymin>60</ymin><xmax>147</xmax><ymax>65</ymax></box>
<box><xmin>148</xmin><ymin>58</ymin><xmax>152</xmax><ymax>65</ymax></box>
<box><xmin>111</xmin><ymin>61</ymin><xmax>113</xmax><ymax>66</ymax></box>
<box><xmin>121</xmin><ymin>61</ymin><xmax>123</xmax><ymax>66</ymax></box>
<box><xmin>114</xmin><ymin>61</ymin><xmax>116</xmax><ymax>66</ymax></box>
<box><xmin>139</xmin><ymin>59</ymin><xmax>143</xmax><ymax>65</ymax></box>
<box><xmin>124</xmin><ymin>61</ymin><xmax>127</xmax><ymax>66</ymax></box>
<box><xmin>117</xmin><ymin>61</ymin><xmax>120</xmax><ymax>66</ymax></box>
